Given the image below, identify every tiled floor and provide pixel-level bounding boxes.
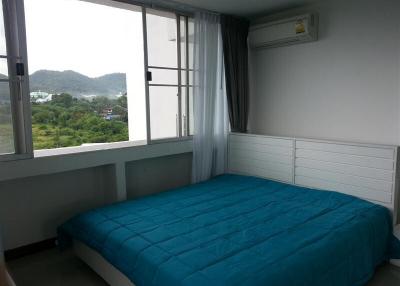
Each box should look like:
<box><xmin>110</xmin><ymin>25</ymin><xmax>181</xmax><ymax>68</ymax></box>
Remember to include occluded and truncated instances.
<box><xmin>6</xmin><ymin>248</ymin><xmax>400</xmax><ymax>286</ymax></box>
<box><xmin>8</xmin><ymin>249</ymin><xmax>107</xmax><ymax>286</ymax></box>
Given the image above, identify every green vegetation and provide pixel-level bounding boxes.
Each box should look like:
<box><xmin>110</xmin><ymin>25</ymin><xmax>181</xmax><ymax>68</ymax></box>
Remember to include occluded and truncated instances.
<box><xmin>0</xmin><ymin>123</ymin><xmax>14</xmax><ymax>154</ymax></box>
<box><xmin>31</xmin><ymin>93</ymin><xmax>128</xmax><ymax>150</ymax></box>
<box><xmin>0</xmin><ymin>103</ymin><xmax>14</xmax><ymax>154</ymax></box>
<box><xmin>0</xmin><ymin>70</ymin><xmax>129</xmax><ymax>151</ymax></box>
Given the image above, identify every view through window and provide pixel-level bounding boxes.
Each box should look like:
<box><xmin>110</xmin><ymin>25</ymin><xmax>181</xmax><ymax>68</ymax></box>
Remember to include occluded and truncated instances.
<box><xmin>24</xmin><ymin>0</ymin><xmax>145</xmax><ymax>150</ymax></box>
<box><xmin>0</xmin><ymin>2</ymin><xmax>14</xmax><ymax>154</ymax></box>
<box><xmin>24</xmin><ymin>0</ymin><xmax>193</xmax><ymax>151</ymax></box>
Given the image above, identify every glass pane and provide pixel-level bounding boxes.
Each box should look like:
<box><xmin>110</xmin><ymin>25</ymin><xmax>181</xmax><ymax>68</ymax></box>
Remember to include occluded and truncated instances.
<box><xmin>149</xmin><ymin>68</ymin><xmax>178</xmax><ymax>85</ymax></box>
<box><xmin>25</xmin><ymin>0</ymin><xmax>146</xmax><ymax>150</ymax></box>
<box><xmin>150</xmin><ymin>86</ymin><xmax>178</xmax><ymax>139</ymax></box>
<box><xmin>189</xmin><ymin>71</ymin><xmax>193</xmax><ymax>85</ymax></box>
<box><xmin>0</xmin><ymin>2</ymin><xmax>7</xmax><ymax>55</ymax></box>
<box><xmin>181</xmin><ymin>70</ymin><xmax>193</xmax><ymax>86</ymax></box>
<box><xmin>189</xmin><ymin>86</ymin><xmax>193</xmax><ymax>135</ymax></box>
<box><xmin>181</xmin><ymin>70</ymin><xmax>186</xmax><ymax>86</ymax></box>
<box><xmin>188</xmin><ymin>18</ymin><xmax>194</xmax><ymax>70</ymax></box>
<box><xmin>146</xmin><ymin>9</ymin><xmax>177</xmax><ymax>68</ymax></box>
<box><xmin>180</xmin><ymin>16</ymin><xmax>186</xmax><ymax>70</ymax></box>
<box><xmin>181</xmin><ymin>87</ymin><xmax>187</xmax><ymax>136</ymax></box>
<box><xmin>0</xmin><ymin>81</ymin><xmax>15</xmax><ymax>154</ymax></box>
<box><xmin>0</xmin><ymin>58</ymin><xmax>8</xmax><ymax>78</ymax></box>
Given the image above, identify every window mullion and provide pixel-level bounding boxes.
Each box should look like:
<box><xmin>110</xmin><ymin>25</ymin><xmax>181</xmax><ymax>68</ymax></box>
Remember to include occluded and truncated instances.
<box><xmin>1</xmin><ymin>0</ymin><xmax>33</xmax><ymax>158</ymax></box>
<box><xmin>142</xmin><ymin>7</ymin><xmax>151</xmax><ymax>144</ymax></box>
<box><xmin>3</xmin><ymin>0</ymin><xmax>20</xmax><ymax>154</ymax></box>
<box><xmin>16</xmin><ymin>0</ymin><xmax>33</xmax><ymax>156</ymax></box>
<box><xmin>185</xmin><ymin>16</ymin><xmax>190</xmax><ymax>136</ymax></box>
<box><xmin>176</xmin><ymin>13</ymin><xmax>182</xmax><ymax>138</ymax></box>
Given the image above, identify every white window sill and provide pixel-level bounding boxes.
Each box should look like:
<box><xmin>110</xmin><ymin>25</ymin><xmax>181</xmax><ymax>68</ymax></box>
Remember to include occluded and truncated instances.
<box><xmin>0</xmin><ymin>138</ymin><xmax>193</xmax><ymax>182</ymax></box>
<box><xmin>34</xmin><ymin>140</ymin><xmax>148</xmax><ymax>158</ymax></box>
<box><xmin>34</xmin><ymin>136</ymin><xmax>193</xmax><ymax>158</ymax></box>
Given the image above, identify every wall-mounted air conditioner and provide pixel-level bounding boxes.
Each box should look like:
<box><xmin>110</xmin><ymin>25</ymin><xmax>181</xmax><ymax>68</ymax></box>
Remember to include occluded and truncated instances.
<box><xmin>249</xmin><ymin>13</ymin><xmax>318</xmax><ymax>49</ymax></box>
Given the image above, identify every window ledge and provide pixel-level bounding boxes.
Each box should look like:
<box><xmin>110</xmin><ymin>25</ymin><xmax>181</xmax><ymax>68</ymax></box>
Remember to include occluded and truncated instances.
<box><xmin>0</xmin><ymin>138</ymin><xmax>193</xmax><ymax>182</ymax></box>
<box><xmin>34</xmin><ymin>140</ymin><xmax>148</xmax><ymax>158</ymax></box>
<box><xmin>34</xmin><ymin>137</ymin><xmax>194</xmax><ymax>158</ymax></box>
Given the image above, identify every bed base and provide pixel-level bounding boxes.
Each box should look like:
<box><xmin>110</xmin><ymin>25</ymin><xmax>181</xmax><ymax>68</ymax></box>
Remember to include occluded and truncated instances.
<box><xmin>73</xmin><ymin>240</ymin><xmax>135</xmax><ymax>286</ymax></box>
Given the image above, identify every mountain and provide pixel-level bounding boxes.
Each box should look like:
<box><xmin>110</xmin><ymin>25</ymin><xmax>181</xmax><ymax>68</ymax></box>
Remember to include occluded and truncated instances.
<box><xmin>29</xmin><ymin>70</ymin><xmax>127</xmax><ymax>98</ymax></box>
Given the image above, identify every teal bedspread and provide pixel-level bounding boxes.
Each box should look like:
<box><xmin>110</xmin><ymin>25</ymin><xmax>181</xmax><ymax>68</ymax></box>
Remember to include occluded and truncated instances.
<box><xmin>58</xmin><ymin>174</ymin><xmax>400</xmax><ymax>286</ymax></box>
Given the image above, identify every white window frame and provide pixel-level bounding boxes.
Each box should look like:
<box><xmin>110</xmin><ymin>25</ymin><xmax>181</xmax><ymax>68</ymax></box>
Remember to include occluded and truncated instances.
<box><xmin>0</xmin><ymin>0</ymin><xmax>194</xmax><ymax>161</ymax></box>
<box><xmin>142</xmin><ymin>7</ymin><xmax>193</xmax><ymax>143</ymax></box>
<box><xmin>0</xmin><ymin>0</ymin><xmax>33</xmax><ymax>162</ymax></box>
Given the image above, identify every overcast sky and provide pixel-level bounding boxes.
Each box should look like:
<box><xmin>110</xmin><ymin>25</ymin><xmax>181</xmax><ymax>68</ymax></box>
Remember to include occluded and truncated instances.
<box><xmin>24</xmin><ymin>0</ymin><xmax>143</xmax><ymax>77</ymax></box>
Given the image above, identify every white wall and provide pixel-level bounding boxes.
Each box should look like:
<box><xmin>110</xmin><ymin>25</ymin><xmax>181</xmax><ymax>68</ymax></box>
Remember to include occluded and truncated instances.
<box><xmin>0</xmin><ymin>153</ymin><xmax>192</xmax><ymax>251</ymax></box>
<box><xmin>126</xmin><ymin>153</ymin><xmax>192</xmax><ymax>199</ymax></box>
<box><xmin>0</xmin><ymin>167</ymin><xmax>108</xmax><ymax>250</ymax></box>
<box><xmin>249</xmin><ymin>0</ymin><xmax>400</xmax><ymax>145</ymax></box>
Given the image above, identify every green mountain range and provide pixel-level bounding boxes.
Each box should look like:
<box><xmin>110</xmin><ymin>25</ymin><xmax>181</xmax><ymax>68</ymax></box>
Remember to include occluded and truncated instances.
<box><xmin>0</xmin><ymin>70</ymin><xmax>127</xmax><ymax>101</ymax></box>
<box><xmin>29</xmin><ymin>70</ymin><xmax>127</xmax><ymax>98</ymax></box>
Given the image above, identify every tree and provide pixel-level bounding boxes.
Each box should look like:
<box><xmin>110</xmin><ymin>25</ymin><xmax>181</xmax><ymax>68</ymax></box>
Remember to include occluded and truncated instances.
<box><xmin>117</xmin><ymin>94</ymin><xmax>127</xmax><ymax>108</ymax></box>
<box><xmin>51</xmin><ymin>93</ymin><xmax>74</xmax><ymax>108</ymax></box>
<box><xmin>31</xmin><ymin>94</ymin><xmax>129</xmax><ymax>150</ymax></box>
<box><xmin>91</xmin><ymin>96</ymin><xmax>111</xmax><ymax>113</ymax></box>
<box><xmin>32</xmin><ymin>110</ymin><xmax>53</xmax><ymax>124</ymax></box>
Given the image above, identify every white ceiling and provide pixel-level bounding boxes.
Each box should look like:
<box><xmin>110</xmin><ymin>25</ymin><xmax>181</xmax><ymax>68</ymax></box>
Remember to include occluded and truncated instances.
<box><xmin>172</xmin><ymin>0</ymin><xmax>315</xmax><ymax>18</ymax></box>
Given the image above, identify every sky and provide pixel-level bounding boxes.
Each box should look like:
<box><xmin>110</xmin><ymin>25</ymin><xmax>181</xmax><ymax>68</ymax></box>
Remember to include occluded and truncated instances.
<box><xmin>24</xmin><ymin>0</ymin><xmax>144</xmax><ymax>78</ymax></box>
<box><xmin>0</xmin><ymin>3</ymin><xmax>8</xmax><ymax>75</ymax></box>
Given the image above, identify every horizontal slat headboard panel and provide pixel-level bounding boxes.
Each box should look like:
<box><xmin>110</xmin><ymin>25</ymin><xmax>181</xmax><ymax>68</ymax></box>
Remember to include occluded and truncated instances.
<box><xmin>228</xmin><ymin>133</ymin><xmax>400</xmax><ymax>222</ymax></box>
<box><xmin>228</xmin><ymin>133</ymin><xmax>294</xmax><ymax>183</ymax></box>
<box><xmin>295</xmin><ymin>139</ymin><xmax>397</xmax><ymax>208</ymax></box>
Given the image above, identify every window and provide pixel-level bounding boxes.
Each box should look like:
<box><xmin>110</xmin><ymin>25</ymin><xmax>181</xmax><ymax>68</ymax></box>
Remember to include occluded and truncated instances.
<box><xmin>0</xmin><ymin>0</ymin><xmax>194</xmax><ymax>158</ymax></box>
<box><xmin>0</xmin><ymin>0</ymin><xmax>32</xmax><ymax>160</ymax></box>
<box><xmin>24</xmin><ymin>0</ymin><xmax>145</xmax><ymax>150</ymax></box>
<box><xmin>144</xmin><ymin>9</ymin><xmax>194</xmax><ymax>140</ymax></box>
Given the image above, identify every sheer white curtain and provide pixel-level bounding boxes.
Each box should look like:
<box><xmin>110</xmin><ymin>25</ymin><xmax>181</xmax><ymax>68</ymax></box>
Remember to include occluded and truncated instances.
<box><xmin>192</xmin><ymin>12</ymin><xmax>229</xmax><ymax>183</ymax></box>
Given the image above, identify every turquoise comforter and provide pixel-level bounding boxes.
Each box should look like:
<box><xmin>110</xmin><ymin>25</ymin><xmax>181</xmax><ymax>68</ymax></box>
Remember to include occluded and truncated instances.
<box><xmin>59</xmin><ymin>174</ymin><xmax>400</xmax><ymax>286</ymax></box>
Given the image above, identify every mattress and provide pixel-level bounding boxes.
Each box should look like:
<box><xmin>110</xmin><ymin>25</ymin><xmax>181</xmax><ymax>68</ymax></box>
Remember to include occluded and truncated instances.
<box><xmin>58</xmin><ymin>174</ymin><xmax>400</xmax><ymax>286</ymax></box>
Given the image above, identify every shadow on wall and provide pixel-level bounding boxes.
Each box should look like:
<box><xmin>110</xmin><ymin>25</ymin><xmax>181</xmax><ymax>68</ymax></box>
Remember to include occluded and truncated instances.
<box><xmin>126</xmin><ymin>153</ymin><xmax>193</xmax><ymax>199</ymax></box>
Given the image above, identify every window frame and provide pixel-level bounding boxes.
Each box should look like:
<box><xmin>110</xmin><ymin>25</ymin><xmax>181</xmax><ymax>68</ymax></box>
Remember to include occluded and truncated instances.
<box><xmin>142</xmin><ymin>7</ymin><xmax>193</xmax><ymax>143</ymax></box>
<box><xmin>0</xmin><ymin>0</ymin><xmax>33</xmax><ymax>162</ymax></box>
<box><xmin>0</xmin><ymin>0</ymin><xmax>194</xmax><ymax>161</ymax></box>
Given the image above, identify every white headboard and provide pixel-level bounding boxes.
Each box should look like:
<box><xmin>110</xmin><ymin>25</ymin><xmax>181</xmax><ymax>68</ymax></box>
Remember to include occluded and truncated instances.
<box><xmin>228</xmin><ymin>133</ymin><xmax>399</xmax><ymax>223</ymax></box>
<box><xmin>228</xmin><ymin>133</ymin><xmax>294</xmax><ymax>183</ymax></box>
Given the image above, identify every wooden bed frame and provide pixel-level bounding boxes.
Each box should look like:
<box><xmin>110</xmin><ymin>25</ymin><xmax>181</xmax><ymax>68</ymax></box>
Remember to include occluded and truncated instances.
<box><xmin>74</xmin><ymin>133</ymin><xmax>400</xmax><ymax>286</ymax></box>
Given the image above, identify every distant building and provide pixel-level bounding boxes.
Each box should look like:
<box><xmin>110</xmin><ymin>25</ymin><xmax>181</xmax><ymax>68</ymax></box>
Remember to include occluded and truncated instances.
<box><xmin>100</xmin><ymin>108</ymin><xmax>116</xmax><ymax>120</ymax></box>
<box><xmin>99</xmin><ymin>108</ymin><xmax>122</xmax><ymax>120</ymax></box>
<box><xmin>30</xmin><ymin>91</ymin><xmax>52</xmax><ymax>103</ymax></box>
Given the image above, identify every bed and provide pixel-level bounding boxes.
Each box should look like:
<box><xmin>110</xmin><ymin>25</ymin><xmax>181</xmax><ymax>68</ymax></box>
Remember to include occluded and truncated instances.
<box><xmin>59</xmin><ymin>173</ymin><xmax>400</xmax><ymax>286</ymax></box>
<box><xmin>58</xmin><ymin>134</ymin><xmax>400</xmax><ymax>286</ymax></box>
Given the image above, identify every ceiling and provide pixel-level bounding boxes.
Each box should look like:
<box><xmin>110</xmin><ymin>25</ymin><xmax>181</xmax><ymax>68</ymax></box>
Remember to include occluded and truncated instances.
<box><xmin>172</xmin><ymin>0</ymin><xmax>316</xmax><ymax>18</ymax></box>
